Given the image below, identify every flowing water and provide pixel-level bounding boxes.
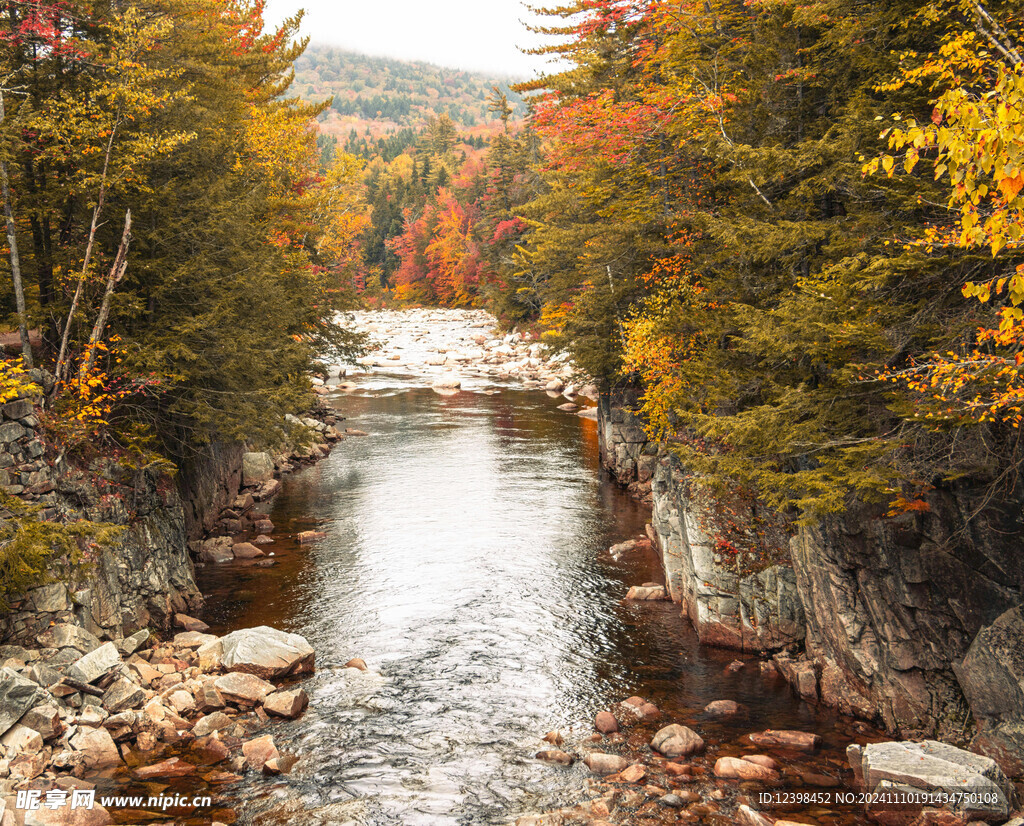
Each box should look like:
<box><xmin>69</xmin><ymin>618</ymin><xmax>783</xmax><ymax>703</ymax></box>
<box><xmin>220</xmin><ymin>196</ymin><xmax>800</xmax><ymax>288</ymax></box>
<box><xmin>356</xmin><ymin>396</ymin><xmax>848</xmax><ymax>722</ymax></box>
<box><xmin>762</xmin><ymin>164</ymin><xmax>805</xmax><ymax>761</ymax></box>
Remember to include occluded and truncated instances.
<box><xmin>196</xmin><ymin>335</ymin><xmax>876</xmax><ymax>826</ymax></box>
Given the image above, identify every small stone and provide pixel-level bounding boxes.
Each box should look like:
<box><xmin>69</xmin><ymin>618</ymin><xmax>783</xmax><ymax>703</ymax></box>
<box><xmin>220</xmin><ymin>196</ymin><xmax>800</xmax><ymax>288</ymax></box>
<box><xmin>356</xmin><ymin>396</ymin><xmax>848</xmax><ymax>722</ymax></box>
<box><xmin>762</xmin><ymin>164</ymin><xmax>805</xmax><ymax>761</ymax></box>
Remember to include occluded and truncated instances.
<box><xmin>133</xmin><ymin>757</ymin><xmax>197</xmax><ymax>780</ymax></box>
<box><xmin>231</xmin><ymin>542</ymin><xmax>265</xmax><ymax>559</ymax></box>
<box><xmin>297</xmin><ymin>530</ymin><xmax>327</xmax><ymax>544</ymax></box>
<box><xmin>617</xmin><ymin>764</ymin><xmax>646</xmax><ymax>783</ymax></box>
<box><xmin>345</xmin><ymin>658</ymin><xmax>368</xmax><ymax>671</ymax></box>
<box><xmin>651</xmin><ymin>724</ymin><xmax>705</xmax><ymax>758</ymax></box>
<box><xmin>263</xmin><ymin>688</ymin><xmax>308</xmax><ymax>719</ymax></box>
<box><xmin>595</xmin><ymin>711</ymin><xmax>619</xmax><ymax>734</ymax></box>
<box><xmin>175</xmin><ymin>614</ymin><xmax>210</xmax><ymax>633</ymax></box>
<box><xmin>242</xmin><ymin>734</ymin><xmax>279</xmax><ymax>771</ymax></box>
<box><xmin>536</xmin><ymin>749</ymin><xmax>573</xmax><ymax>765</ymax></box>
<box><xmin>542</xmin><ymin>731</ymin><xmax>563</xmax><ymax>746</ymax></box>
<box><xmin>583</xmin><ymin>752</ymin><xmax>628</xmax><ymax>775</ymax></box>
<box><xmin>658</xmin><ymin>794</ymin><xmax>686</xmax><ymax>808</ymax></box>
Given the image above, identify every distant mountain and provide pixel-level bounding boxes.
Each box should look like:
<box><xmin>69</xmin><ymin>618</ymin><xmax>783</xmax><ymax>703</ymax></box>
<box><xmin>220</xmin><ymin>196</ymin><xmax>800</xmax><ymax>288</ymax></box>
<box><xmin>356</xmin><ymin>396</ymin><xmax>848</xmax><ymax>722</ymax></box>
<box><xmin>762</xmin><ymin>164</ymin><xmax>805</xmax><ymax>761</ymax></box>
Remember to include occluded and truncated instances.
<box><xmin>293</xmin><ymin>47</ymin><xmax>527</xmax><ymax>141</ymax></box>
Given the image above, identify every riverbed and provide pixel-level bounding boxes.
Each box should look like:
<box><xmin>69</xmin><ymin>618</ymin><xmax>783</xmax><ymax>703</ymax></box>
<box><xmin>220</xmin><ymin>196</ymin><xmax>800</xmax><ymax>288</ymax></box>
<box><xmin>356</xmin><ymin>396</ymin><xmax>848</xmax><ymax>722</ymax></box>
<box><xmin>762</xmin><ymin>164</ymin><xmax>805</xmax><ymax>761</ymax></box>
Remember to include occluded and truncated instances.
<box><xmin>195</xmin><ymin>310</ymin><xmax>875</xmax><ymax>826</ymax></box>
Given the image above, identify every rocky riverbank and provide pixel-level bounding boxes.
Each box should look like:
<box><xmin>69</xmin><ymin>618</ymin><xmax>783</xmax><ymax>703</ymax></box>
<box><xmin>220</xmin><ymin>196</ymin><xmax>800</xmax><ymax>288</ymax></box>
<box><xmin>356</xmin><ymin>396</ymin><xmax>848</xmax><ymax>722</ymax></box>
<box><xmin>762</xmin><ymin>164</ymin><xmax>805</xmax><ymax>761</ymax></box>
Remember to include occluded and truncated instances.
<box><xmin>0</xmin><ymin>621</ymin><xmax>322</xmax><ymax>824</ymax></box>
<box><xmin>516</xmin><ymin>686</ymin><xmax>1020</xmax><ymax>826</ymax></box>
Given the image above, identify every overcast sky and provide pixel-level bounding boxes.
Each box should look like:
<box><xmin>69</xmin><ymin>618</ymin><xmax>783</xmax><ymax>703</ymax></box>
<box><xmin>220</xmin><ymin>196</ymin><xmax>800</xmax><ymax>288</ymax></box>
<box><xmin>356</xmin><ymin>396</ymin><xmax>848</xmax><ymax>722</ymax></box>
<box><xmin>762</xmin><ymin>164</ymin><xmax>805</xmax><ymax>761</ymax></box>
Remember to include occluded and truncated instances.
<box><xmin>264</xmin><ymin>0</ymin><xmax>554</xmax><ymax>77</ymax></box>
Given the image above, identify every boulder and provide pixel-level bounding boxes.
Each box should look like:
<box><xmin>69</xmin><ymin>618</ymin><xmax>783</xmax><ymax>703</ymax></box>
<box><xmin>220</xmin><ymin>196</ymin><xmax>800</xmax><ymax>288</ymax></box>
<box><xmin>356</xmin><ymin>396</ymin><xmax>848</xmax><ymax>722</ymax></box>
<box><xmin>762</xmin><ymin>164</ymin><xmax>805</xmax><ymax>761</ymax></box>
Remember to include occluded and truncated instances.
<box><xmin>19</xmin><ymin>704</ymin><xmax>62</xmax><ymax>741</ymax></box>
<box><xmin>0</xmin><ymin>668</ymin><xmax>48</xmax><ymax>736</ymax></box>
<box><xmin>175</xmin><ymin>613</ymin><xmax>210</xmax><ymax>633</ymax></box>
<box><xmin>193</xmin><ymin>711</ymin><xmax>233</xmax><ymax>738</ymax></box>
<box><xmin>536</xmin><ymin>750</ymin><xmax>573</xmax><ymax>765</ymax></box>
<box><xmin>748</xmin><ymin>729</ymin><xmax>821</xmax><ymax>751</ymax></box>
<box><xmin>35</xmin><ymin>624</ymin><xmax>100</xmax><ymax>654</ymax></box>
<box><xmin>241</xmin><ymin>452</ymin><xmax>275</xmax><ymax>487</ymax></box>
<box><xmin>1</xmin><ymin>722</ymin><xmax>43</xmax><ymax>755</ymax></box>
<box><xmin>431</xmin><ymin>375</ymin><xmax>462</xmax><ymax>390</ymax></box>
<box><xmin>70</xmin><ymin>727</ymin><xmax>122</xmax><ymax>768</ymax></box>
<box><xmin>345</xmin><ymin>658</ymin><xmax>368</xmax><ymax>671</ymax></box>
<box><xmin>651</xmin><ymin>724</ymin><xmax>705</xmax><ymax>758</ymax></box>
<box><xmin>231</xmin><ymin>542</ymin><xmax>265</xmax><ymax>560</ymax></box>
<box><xmin>297</xmin><ymin>530</ymin><xmax>327</xmax><ymax>544</ymax></box>
<box><xmin>954</xmin><ymin>605</ymin><xmax>1024</xmax><ymax>777</ymax></box>
<box><xmin>28</xmin><ymin>584</ymin><xmax>68</xmax><ymax>613</ymax></box>
<box><xmin>198</xmin><ymin>536</ymin><xmax>234</xmax><ymax>564</ymax></box>
<box><xmin>24</xmin><ymin>798</ymin><xmax>114</xmax><ymax>825</ymax></box>
<box><xmin>66</xmin><ymin>642</ymin><xmax>121</xmax><ymax>685</ymax></box>
<box><xmin>584</xmin><ymin>752</ymin><xmax>629</xmax><ymax>775</ymax></box>
<box><xmin>714</xmin><ymin>756</ymin><xmax>780</xmax><ymax>782</ymax></box>
<box><xmin>133</xmin><ymin>757</ymin><xmax>197</xmax><ymax>780</ymax></box>
<box><xmin>174</xmin><ymin>631</ymin><xmax>217</xmax><ymax>649</ymax></box>
<box><xmin>242</xmin><ymin>734</ymin><xmax>279</xmax><ymax>771</ymax></box>
<box><xmin>705</xmin><ymin>700</ymin><xmax>742</xmax><ymax>717</ymax></box>
<box><xmin>852</xmin><ymin>740</ymin><xmax>1014</xmax><ymax>823</ymax></box>
<box><xmin>214</xmin><ymin>672</ymin><xmax>275</xmax><ymax>705</ymax></box>
<box><xmin>198</xmin><ymin>626</ymin><xmax>314</xmax><ymax>679</ymax></box>
<box><xmin>118</xmin><ymin>629</ymin><xmax>150</xmax><ymax>656</ymax></box>
<box><xmin>625</xmin><ymin>585</ymin><xmax>668</xmax><ymax>601</ymax></box>
<box><xmin>263</xmin><ymin>688</ymin><xmax>309</xmax><ymax>719</ymax></box>
<box><xmin>101</xmin><ymin>677</ymin><xmax>145</xmax><ymax>714</ymax></box>
<box><xmin>595</xmin><ymin>711</ymin><xmax>619</xmax><ymax>734</ymax></box>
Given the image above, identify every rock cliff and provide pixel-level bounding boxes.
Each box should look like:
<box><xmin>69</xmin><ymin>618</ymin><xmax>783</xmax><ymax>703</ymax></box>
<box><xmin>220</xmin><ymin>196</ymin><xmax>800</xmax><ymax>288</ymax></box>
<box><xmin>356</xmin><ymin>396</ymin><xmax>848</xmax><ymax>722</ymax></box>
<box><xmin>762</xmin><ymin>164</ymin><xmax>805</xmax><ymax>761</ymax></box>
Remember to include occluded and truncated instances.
<box><xmin>599</xmin><ymin>393</ymin><xmax>1024</xmax><ymax>772</ymax></box>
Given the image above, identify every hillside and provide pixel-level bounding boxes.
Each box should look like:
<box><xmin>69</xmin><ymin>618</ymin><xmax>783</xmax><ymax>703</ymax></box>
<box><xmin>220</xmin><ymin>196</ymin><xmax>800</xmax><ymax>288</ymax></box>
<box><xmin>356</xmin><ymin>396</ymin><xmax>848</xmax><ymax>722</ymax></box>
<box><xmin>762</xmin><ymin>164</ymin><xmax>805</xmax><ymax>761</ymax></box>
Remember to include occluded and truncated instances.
<box><xmin>294</xmin><ymin>47</ymin><xmax>528</xmax><ymax>142</ymax></box>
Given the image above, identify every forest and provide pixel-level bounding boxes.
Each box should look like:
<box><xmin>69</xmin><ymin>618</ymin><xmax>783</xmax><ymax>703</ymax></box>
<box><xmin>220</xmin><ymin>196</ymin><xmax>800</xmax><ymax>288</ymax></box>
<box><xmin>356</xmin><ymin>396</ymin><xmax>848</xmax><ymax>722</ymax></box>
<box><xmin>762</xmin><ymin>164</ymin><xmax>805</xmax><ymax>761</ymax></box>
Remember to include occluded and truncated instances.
<box><xmin>0</xmin><ymin>0</ymin><xmax>1020</xmax><ymax>525</ymax></box>
<box><xmin>345</xmin><ymin>0</ymin><xmax>1024</xmax><ymax>523</ymax></box>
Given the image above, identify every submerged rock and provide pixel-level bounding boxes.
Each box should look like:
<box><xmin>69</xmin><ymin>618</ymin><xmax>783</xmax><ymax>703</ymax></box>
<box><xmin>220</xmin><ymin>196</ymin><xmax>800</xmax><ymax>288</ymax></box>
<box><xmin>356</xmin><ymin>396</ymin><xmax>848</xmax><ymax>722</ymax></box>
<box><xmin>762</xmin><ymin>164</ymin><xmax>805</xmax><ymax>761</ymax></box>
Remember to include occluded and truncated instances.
<box><xmin>651</xmin><ymin>724</ymin><xmax>705</xmax><ymax>758</ymax></box>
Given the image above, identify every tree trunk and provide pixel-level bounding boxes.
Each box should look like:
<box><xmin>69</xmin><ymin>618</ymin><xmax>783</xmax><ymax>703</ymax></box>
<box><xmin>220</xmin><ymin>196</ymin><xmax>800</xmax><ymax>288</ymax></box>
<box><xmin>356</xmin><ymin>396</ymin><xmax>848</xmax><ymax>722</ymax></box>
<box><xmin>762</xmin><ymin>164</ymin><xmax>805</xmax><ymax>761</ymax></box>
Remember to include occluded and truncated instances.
<box><xmin>0</xmin><ymin>91</ymin><xmax>33</xmax><ymax>368</ymax></box>
<box><xmin>54</xmin><ymin>119</ymin><xmax>119</xmax><ymax>386</ymax></box>
<box><xmin>79</xmin><ymin>210</ymin><xmax>130</xmax><ymax>382</ymax></box>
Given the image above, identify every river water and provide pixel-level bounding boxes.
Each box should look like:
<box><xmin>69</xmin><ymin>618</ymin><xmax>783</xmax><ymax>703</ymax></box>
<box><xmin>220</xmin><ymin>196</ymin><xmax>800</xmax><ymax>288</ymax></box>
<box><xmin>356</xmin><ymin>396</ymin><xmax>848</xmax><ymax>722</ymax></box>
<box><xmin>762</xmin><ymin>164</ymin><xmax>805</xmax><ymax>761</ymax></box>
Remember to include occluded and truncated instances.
<box><xmin>195</xmin><ymin>324</ymin><xmax>873</xmax><ymax>826</ymax></box>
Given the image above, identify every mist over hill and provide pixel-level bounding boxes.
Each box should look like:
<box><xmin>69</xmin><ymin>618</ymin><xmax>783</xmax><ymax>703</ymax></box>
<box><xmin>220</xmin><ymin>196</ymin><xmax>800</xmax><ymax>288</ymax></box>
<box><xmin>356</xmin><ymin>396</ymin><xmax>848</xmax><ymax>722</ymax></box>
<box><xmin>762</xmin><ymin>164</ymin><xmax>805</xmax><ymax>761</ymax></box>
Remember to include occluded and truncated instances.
<box><xmin>294</xmin><ymin>46</ymin><xmax>528</xmax><ymax>140</ymax></box>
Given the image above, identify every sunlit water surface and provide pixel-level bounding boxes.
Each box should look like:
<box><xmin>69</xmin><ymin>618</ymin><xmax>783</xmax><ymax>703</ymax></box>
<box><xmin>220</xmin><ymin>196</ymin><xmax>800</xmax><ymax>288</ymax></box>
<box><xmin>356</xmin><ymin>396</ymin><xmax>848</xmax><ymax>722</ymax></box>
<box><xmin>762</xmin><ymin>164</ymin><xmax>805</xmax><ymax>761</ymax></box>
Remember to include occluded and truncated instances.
<box><xmin>197</xmin><ymin>369</ymin><xmax>870</xmax><ymax>826</ymax></box>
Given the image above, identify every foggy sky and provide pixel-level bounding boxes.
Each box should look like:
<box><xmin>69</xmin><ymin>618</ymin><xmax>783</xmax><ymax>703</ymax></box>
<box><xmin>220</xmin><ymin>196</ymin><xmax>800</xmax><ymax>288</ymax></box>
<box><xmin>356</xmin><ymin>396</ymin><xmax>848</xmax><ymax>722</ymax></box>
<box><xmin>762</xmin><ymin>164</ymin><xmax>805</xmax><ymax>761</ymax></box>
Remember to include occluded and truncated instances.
<box><xmin>264</xmin><ymin>0</ymin><xmax>555</xmax><ymax>77</ymax></box>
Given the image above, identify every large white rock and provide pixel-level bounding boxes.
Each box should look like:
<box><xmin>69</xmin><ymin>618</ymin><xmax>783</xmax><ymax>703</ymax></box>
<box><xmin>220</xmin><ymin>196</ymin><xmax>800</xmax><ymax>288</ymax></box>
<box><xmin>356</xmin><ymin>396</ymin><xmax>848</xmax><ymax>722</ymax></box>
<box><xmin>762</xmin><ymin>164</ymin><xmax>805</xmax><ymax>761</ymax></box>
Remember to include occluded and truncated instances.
<box><xmin>241</xmin><ymin>452</ymin><xmax>275</xmax><ymax>487</ymax></box>
<box><xmin>66</xmin><ymin>642</ymin><xmax>121</xmax><ymax>685</ymax></box>
<box><xmin>198</xmin><ymin>626</ymin><xmax>314</xmax><ymax>679</ymax></box>
<box><xmin>850</xmin><ymin>740</ymin><xmax>1013</xmax><ymax>822</ymax></box>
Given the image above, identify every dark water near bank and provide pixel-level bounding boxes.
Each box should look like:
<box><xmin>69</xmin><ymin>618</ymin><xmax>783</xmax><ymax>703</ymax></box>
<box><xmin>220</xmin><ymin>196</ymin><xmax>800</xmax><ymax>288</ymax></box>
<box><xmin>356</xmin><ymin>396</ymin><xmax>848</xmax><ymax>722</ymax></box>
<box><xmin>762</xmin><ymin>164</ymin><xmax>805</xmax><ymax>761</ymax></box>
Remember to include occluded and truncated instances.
<box><xmin>197</xmin><ymin>376</ymin><xmax>874</xmax><ymax>826</ymax></box>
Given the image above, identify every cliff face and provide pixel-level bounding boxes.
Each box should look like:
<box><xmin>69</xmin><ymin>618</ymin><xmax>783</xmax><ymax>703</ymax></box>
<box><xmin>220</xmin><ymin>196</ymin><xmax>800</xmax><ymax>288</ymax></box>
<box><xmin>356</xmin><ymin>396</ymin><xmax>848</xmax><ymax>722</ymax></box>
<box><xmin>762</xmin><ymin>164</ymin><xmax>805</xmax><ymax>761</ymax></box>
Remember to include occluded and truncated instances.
<box><xmin>0</xmin><ymin>383</ymin><xmax>242</xmax><ymax>644</ymax></box>
<box><xmin>650</xmin><ymin>454</ymin><xmax>805</xmax><ymax>653</ymax></box>
<box><xmin>791</xmin><ymin>490</ymin><xmax>1024</xmax><ymax>740</ymax></box>
<box><xmin>599</xmin><ymin>394</ymin><xmax>1024</xmax><ymax>770</ymax></box>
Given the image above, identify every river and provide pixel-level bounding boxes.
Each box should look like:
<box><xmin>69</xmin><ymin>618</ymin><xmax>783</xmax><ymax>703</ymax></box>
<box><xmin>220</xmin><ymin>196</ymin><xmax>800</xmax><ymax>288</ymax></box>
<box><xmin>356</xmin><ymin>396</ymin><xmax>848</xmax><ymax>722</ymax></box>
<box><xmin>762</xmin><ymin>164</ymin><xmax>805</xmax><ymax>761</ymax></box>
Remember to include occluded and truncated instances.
<box><xmin>194</xmin><ymin>312</ymin><xmax>873</xmax><ymax>826</ymax></box>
